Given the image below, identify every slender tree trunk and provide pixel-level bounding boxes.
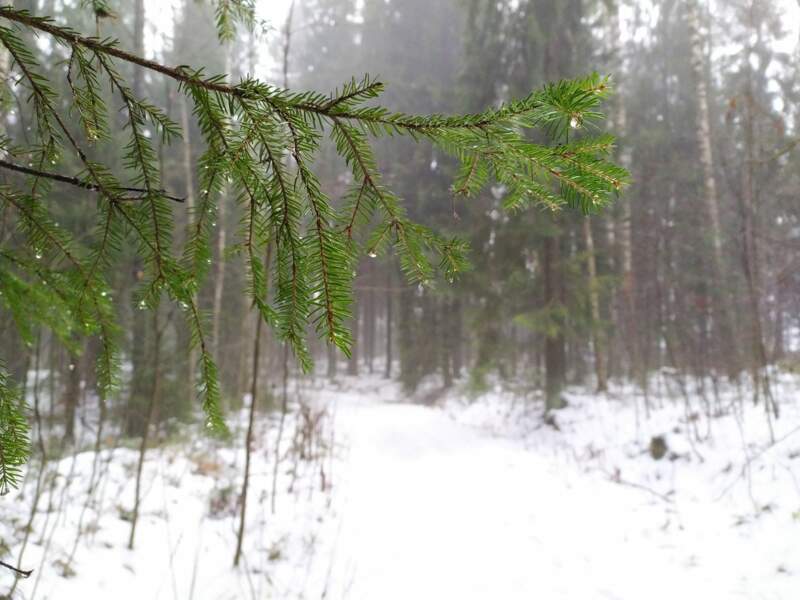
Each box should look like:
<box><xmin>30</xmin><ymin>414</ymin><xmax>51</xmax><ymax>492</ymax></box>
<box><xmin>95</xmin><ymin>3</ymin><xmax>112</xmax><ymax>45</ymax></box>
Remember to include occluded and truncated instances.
<box><xmin>234</xmin><ymin>2</ymin><xmax>297</xmax><ymax>557</ymax></box>
<box><xmin>543</xmin><ymin>232</ymin><xmax>566</xmax><ymax>411</ymax></box>
<box><xmin>234</xmin><ymin>305</ymin><xmax>262</xmax><ymax>567</ymax></box>
<box><xmin>327</xmin><ymin>341</ymin><xmax>337</xmax><ymax>379</ymax></box>
<box><xmin>212</xmin><ymin>48</ymin><xmax>232</xmax><ymax>360</ymax></box>
<box><xmin>605</xmin><ymin>0</ymin><xmax>635</xmax><ymax>386</ymax></box>
<box><xmin>451</xmin><ymin>299</ymin><xmax>463</xmax><ymax>379</ymax></box>
<box><xmin>540</xmin><ymin>7</ymin><xmax>571</xmax><ymax>410</ymax></box>
<box><xmin>365</xmin><ymin>264</ymin><xmax>376</xmax><ymax>373</ymax></box>
<box><xmin>583</xmin><ymin>218</ymin><xmax>607</xmax><ymax>392</ymax></box>
<box><xmin>442</xmin><ymin>300</ymin><xmax>453</xmax><ymax>388</ymax></box>
<box><xmin>48</xmin><ymin>341</ymin><xmax>58</xmax><ymax>422</ymax></box>
<box><xmin>178</xmin><ymin>102</ymin><xmax>195</xmax><ymax>211</ymax></box>
<box><xmin>132</xmin><ymin>0</ymin><xmax>145</xmax><ymax>88</ymax></box>
<box><xmin>687</xmin><ymin>0</ymin><xmax>739</xmax><ymax>375</ymax></box>
<box><xmin>773</xmin><ymin>289</ymin><xmax>784</xmax><ymax>362</ymax></box>
<box><xmin>9</xmin><ymin>332</ymin><xmax>44</xmax><ymax>598</ymax></box>
<box><xmin>271</xmin><ymin>343</ymin><xmax>290</xmax><ymax>515</ymax></box>
<box><xmin>63</xmin><ymin>353</ymin><xmax>80</xmax><ymax>444</ymax></box>
<box><xmin>348</xmin><ymin>296</ymin><xmax>359</xmax><ymax>376</ymax></box>
<box><xmin>128</xmin><ymin>310</ymin><xmax>162</xmax><ymax>550</ymax></box>
<box><xmin>179</xmin><ymin>93</ymin><xmax>197</xmax><ymax>405</ymax></box>
<box><xmin>0</xmin><ymin>0</ymin><xmax>10</xmax><ymax>142</ymax></box>
<box><xmin>127</xmin><ymin>0</ymin><xmax>148</xmax><ymax>439</ymax></box>
<box><xmin>385</xmin><ymin>266</ymin><xmax>393</xmax><ymax>379</ymax></box>
<box><xmin>211</xmin><ymin>200</ymin><xmax>227</xmax><ymax>358</ymax></box>
<box><xmin>740</xmin><ymin>55</ymin><xmax>776</xmax><ymax>423</ymax></box>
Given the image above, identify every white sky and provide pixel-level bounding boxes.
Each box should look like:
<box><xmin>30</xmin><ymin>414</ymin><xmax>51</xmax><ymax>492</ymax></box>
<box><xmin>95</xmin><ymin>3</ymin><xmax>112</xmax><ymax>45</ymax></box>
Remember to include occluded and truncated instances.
<box><xmin>142</xmin><ymin>0</ymin><xmax>295</xmax><ymax>82</ymax></box>
<box><xmin>143</xmin><ymin>0</ymin><xmax>800</xmax><ymax>81</ymax></box>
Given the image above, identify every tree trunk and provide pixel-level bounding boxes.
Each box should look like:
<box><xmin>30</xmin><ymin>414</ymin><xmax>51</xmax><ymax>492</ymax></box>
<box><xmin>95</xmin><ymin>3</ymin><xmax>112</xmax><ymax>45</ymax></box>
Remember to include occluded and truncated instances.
<box><xmin>63</xmin><ymin>353</ymin><xmax>80</xmax><ymax>444</ymax></box>
<box><xmin>543</xmin><ymin>231</ymin><xmax>566</xmax><ymax>411</ymax></box>
<box><xmin>451</xmin><ymin>299</ymin><xmax>463</xmax><ymax>379</ymax></box>
<box><xmin>327</xmin><ymin>341</ymin><xmax>337</xmax><ymax>379</ymax></box>
<box><xmin>127</xmin><ymin>0</ymin><xmax>149</xmax><ymax>439</ymax></box>
<box><xmin>583</xmin><ymin>218</ymin><xmax>607</xmax><ymax>392</ymax></box>
<box><xmin>385</xmin><ymin>266</ymin><xmax>393</xmax><ymax>379</ymax></box>
<box><xmin>234</xmin><ymin>305</ymin><xmax>262</xmax><ymax>567</ymax></box>
<box><xmin>365</xmin><ymin>265</ymin><xmax>376</xmax><ymax>373</ymax></box>
<box><xmin>687</xmin><ymin>0</ymin><xmax>739</xmax><ymax>374</ymax></box>
<box><xmin>212</xmin><ymin>48</ymin><xmax>232</xmax><ymax>361</ymax></box>
<box><xmin>132</xmin><ymin>0</ymin><xmax>145</xmax><ymax>93</ymax></box>
<box><xmin>348</xmin><ymin>295</ymin><xmax>359</xmax><ymax>376</ymax></box>
<box><xmin>211</xmin><ymin>199</ymin><xmax>227</xmax><ymax>350</ymax></box>
<box><xmin>0</xmin><ymin>0</ymin><xmax>10</xmax><ymax>141</ymax></box>
<box><xmin>179</xmin><ymin>93</ymin><xmax>198</xmax><ymax>407</ymax></box>
<box><xmin>605</xmin><ymin>0</ymin><xmax>635</xmax><ymax>386</ymax></box>
<box><xmin>128</xmin><ymin>310</ymin><xmax>162</xmax><ymax>550</ymax></box>
<box><xmin>441</xmin><ymin>299</ymin><xmax>453</xmax><ymax>388</ymax></box>
<box><xmin>739</xmin><ymin>53</ymin><xmax>776</xmax><ymax>422</ymax></box>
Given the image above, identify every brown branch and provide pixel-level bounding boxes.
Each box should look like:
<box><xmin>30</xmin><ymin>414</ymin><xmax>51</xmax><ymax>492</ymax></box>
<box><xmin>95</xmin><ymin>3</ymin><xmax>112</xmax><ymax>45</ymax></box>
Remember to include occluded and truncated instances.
<box><xmin>0</xmin><ymin>159</ymin><xmax>184</xmax><ymax>202</ymax></box>
<box><xmin>0</xmin><ymin>559</ymin><xmax>33</xmax><ymax>578</ymax></box>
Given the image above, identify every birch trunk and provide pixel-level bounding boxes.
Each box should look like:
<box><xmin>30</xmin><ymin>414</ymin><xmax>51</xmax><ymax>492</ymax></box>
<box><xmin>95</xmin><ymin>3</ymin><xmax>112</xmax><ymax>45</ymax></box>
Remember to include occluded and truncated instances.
<box><xmin>179</xmin><ymin>94</ymin><xmax>197</xmax><ymax>400</ymax></box>
<box><xmin>211</xmin><ymin>49</ymin><xmax>232</xmax><ymax>359</ymax></box>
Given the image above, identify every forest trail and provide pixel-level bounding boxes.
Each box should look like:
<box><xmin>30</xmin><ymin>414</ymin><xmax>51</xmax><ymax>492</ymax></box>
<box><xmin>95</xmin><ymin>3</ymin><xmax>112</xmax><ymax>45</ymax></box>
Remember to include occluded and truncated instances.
<box><xmin>317</xmin><ymin>396</ymin><xmax>717</xmax><ymax>600</ymax></box>
<box><xmin>9</xmin><ymin>381</ymin><xmax>797</xmax><ymax>600</ymax></box>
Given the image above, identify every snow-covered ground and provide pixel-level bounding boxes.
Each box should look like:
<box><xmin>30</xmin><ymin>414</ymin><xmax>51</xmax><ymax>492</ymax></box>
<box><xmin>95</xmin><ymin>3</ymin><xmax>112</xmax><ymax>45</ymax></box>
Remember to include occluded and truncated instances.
<box><xmin>2</xmin><ymin>372</ymin><xmax>799</xmax><ymax>599</ymax></box>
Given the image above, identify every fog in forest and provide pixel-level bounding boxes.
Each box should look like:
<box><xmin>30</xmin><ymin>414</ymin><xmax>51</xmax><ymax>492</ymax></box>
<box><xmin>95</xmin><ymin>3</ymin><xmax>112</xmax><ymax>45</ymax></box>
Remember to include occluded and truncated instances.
<box><xmin>0</xmin><ymin>0</ymin><xmax>799</xmax><ymax>598</ymax></box>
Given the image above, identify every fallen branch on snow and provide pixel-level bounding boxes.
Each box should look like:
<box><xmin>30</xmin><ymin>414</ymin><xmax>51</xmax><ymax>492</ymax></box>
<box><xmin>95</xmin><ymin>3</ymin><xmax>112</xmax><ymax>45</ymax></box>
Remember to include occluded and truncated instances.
<box><xmin>0</xmin><ymin>559</ymin><xmax>33</xmax><ymax>578</ymax></box>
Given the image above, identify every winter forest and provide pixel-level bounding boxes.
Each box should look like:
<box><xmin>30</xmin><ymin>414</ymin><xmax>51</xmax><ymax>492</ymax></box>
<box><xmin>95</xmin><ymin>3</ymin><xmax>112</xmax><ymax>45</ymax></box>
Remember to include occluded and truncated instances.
<box><xmin>0</xmin><ymin>0</ymin><xmax>799</xmax><ymax>597</ymax></box>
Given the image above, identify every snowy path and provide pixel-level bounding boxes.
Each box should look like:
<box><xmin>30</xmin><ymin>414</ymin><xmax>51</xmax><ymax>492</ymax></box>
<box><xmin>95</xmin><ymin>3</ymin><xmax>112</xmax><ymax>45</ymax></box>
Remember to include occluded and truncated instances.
<box><xmin>313</xmin><ymin>396</ymin><xmax>792</xmax><ymax>600</ymax></box>
<box><xmin>7</xmin><ymin>380</ymin><xmax>798</xmax><ymax>599</ymax></box>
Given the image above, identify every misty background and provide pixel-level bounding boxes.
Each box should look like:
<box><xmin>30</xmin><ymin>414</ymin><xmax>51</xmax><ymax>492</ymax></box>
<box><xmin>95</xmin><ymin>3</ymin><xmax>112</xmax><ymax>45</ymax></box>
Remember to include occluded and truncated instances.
<box><xmin>1</xmin><ymin>0</ymin><xmax>800</xmax><ymax>598</ymax></box>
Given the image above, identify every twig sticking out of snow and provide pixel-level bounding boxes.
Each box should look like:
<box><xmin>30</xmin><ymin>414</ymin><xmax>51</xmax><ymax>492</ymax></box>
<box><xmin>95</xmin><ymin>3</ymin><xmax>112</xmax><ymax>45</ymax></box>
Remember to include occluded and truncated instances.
<box><xmin>0</xmin><ymin>559</ymin><xmax>33</xmax><ymax>578</ymax></box>
<box><xmin>607</xmin><ymin>468</ymin><xmax>675</xmax><ymax>504</ymax></box>
<box><xmin>716</xmin><ymin>424</ymin><xmax>800</xmax><ymax>502</ymax></box>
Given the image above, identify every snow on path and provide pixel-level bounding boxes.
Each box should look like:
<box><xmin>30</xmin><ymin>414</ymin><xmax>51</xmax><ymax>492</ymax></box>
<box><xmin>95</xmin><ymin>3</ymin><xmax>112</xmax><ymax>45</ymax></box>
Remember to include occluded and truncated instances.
<box><xmin>5</xmin><ymin>379</ymin><xmax>797</xmax><ymax>599</ymax></box>
<box><xmin>312</xmin><ymin>396</ymin><xmax>793</xmax><ymax>600</ymax></box>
